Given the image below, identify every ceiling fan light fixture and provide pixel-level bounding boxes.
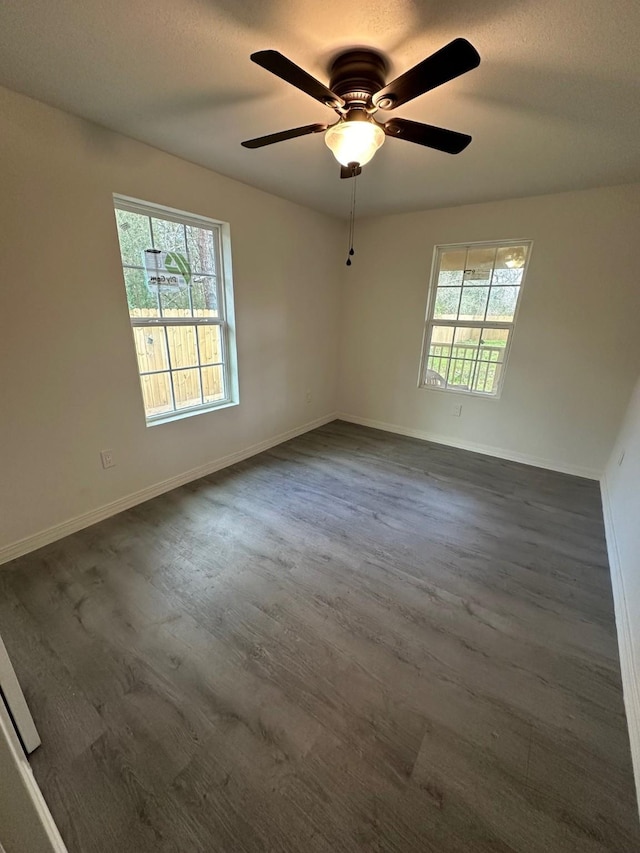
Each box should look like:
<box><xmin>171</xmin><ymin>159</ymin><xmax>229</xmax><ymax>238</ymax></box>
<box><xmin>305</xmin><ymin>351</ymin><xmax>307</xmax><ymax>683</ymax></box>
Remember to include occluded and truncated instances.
<box><xmin>324</xmin><ymin>119</ymin><xmax>385</xmax><ymax>167</ymax></box>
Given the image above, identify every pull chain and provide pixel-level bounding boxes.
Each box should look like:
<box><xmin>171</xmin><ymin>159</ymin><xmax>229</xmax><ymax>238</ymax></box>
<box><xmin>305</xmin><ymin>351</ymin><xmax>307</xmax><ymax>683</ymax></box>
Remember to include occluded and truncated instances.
<box><xmin>346</xmin><ymin>168</ymin><xmax>358</xmax><ymax>266</ymax></box>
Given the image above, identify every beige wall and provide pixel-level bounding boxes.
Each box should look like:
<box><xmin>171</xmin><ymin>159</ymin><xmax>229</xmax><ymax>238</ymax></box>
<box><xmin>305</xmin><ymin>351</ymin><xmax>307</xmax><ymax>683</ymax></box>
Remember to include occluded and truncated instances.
<box><xmin>0</xmin><ymin>86</ymin><xmax>342</xmax><ymax>552</ymax></box>
<box><xmin>603</xmin><ymin>375</ymin><xmax>640</xmax><ymax>810</ymax></box>
<box><xmin>338</xmin><ymin>184</ymin><xmax>640</xmax><ymax>477</ymax></box>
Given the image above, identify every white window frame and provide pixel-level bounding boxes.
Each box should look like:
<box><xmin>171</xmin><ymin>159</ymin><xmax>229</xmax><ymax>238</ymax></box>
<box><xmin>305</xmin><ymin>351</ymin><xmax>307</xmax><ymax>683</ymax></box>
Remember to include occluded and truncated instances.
<box><xmin>418</xmin><ymin>239</ymin><xmax>533</xmax><ymax>399</ymax></box>
<box><xmin>113</xmin><ymin>194</ymin><xmax>239</xmax><ymax>426</ymax></box>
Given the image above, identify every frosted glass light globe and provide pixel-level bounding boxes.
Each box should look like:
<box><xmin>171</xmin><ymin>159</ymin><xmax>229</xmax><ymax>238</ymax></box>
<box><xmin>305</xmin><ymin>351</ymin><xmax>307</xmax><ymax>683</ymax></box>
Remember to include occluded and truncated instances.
<box><xmin>325</xmin><ymin>120</ymin><xmax>385</xmax><ymax>167</ymax></box>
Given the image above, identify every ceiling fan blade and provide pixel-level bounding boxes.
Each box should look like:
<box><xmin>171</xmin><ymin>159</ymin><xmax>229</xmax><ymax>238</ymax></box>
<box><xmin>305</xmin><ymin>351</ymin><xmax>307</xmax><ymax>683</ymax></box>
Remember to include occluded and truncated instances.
<box><xmin>241</xmin><ymin>123</ymin><xmax>328</xmax><ymax>149</ymax></box>
<box><xmin>373</xmin><ymin>38</ymin><xmax>480</xmax><ymax>110</ymax></box>
<box><xmin>340</xmin><ymin>164</ymin><xmax>362</xmax><ymax>179</ymax></box>
<box><xmin>251</xmin><ymin>50</ymin><xmax>344</xmax><ymax>108</ymax></box>
<box><xmin>384</xmin><ymin>118</ymin><xmax>472</xmax><ymax>154</ymax></box>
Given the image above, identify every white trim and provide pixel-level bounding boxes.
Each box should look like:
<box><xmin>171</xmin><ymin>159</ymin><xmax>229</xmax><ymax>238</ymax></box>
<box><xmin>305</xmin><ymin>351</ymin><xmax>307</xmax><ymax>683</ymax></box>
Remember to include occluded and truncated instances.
<box><xmin>337</xmin><ymin>413</ymin><xmax>601</xmax><ymax>480</ymax></box>
<box><xmin>600</xmin><ymin>474</ymin><xmax>640</xmax><ymax>817</ymax></box>
<box><xmin>0</xmin><ymin>413</ymin><xmax>337</xmax><ymax>567</ymax></box>
<box><xmin>114</xmin><ymin>194</ymin><xmax>227</xmax><ymax>230</ymax></box>
<box><xmin>0</xmin><ymin>700</ymin><xmax>68</xmax><ymax>853</ymax></box>
<box><xmin>0</xmin><ymin>634</ymin><xmax>40</xmax><ymax>754</ymax></box>
<box><xmin>147</xmin><ymin>398</ymin><xmax>238</xmax><ymax>428</ymax></box>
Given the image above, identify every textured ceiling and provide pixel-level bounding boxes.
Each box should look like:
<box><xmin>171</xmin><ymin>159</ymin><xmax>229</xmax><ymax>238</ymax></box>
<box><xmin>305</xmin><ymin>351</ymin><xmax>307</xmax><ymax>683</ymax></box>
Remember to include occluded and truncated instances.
<box><xmin>1</xmin><ymin>0</ymin><xmax>639</xmax><ymax>217</ymax></box>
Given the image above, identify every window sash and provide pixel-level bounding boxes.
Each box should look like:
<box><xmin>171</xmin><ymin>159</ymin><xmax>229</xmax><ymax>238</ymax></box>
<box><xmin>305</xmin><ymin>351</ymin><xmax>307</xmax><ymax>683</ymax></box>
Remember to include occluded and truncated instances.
<box><xmin>130</xmin><ymin>317</ymin><xmax>224</xmax><ymax>327</ymax></box>
<box><xmin>143</xmin><ymin>354</ymin><xmax>232</xmax><ymax>422</ymax></box>
<box><xmin>139</xmin><ymin>363</ymin><xmax>224</xmax><ymax>378</ymax></box>
<box><xmin>424</xmin><ymin>324</ymin><xmax>512</xmax><ymax>396</ymax></box>
<box><xmin>429</xmin><ymin>319</ymin><xmax>513</xmax><ymax>329</ymax></box>
<box><xmin>122</xmin><ymin>262</ymin><xmax>220</xmax><ymax>278</ymax></box>
<box><xmin>115</xmin><ymin>197</ymin><xmax>224</xmax><ymax>231</ymax></box>
<box><xmin>122</xmin><ymin>263</ymin><xmax>223</xmax><ymax>322</ymax></box>
<box><xmin>115</xmin><ymin>198</ymin><xmax>226</xmax><ymax>325</ymax></box>
<box><xmin>141</xmin><ymin>323</ymin><xmax>232</xmax><ymax>418</ymax></box>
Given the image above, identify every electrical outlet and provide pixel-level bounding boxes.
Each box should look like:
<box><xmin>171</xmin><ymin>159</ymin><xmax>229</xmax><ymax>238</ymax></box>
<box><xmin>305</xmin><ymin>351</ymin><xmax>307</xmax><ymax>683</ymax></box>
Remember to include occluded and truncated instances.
<box><xmin>305</xmin><ymin>389</ymin><xmax>312</xmax><ymax>404</ymax></box>
<box><xmin>100</xmin><ymin>449</ymin><xmax>115</xmax><ymax>469</ymax></box>
<box><xmin>451</xmin><ymin>404</ymin><xmax>462</xmax><ymax>417</ymax></box>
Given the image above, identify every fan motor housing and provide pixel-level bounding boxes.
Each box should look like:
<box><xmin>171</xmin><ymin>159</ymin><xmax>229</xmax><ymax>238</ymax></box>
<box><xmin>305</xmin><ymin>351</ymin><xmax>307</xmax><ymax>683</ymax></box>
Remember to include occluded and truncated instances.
<box><xmin>329</xmin><ymin>50</ymin><xmax>388</xmax><ymax>103</ymax></box>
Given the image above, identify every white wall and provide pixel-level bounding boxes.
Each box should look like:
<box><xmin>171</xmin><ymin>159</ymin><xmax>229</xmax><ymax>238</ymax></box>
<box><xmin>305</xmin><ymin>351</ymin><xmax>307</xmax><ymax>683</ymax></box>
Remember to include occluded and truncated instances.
<box><xmin>0</xmin><ymin>85</ymin><xmax>342</xmax><ymax>557</ymax></box>
<box><xmin>338</xmin><ymin>184</ymin><xmax>640</xmax><ymax>477</ymax></box>
<box><xmin>602</xmin><ymin>375</ymin><xmax>640</xmax><ymax>811</ymax></box>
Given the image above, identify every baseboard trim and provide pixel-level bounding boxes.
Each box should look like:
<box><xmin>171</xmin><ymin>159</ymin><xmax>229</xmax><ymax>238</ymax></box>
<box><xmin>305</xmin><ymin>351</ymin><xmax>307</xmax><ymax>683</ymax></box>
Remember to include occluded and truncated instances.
<box><xmin>337</xmin><ymin>413</ymin><xmax>601</xmax><ymax>480</ymax></box>
<box><xmin>0</xmin><ymin>413</ymin><xmax>338</xmax><ymax>567</ymax></box>
<box><xmin>600</xmin><ymin>474</ymin><xmax>640</xmax><ymax>816</ymax></box>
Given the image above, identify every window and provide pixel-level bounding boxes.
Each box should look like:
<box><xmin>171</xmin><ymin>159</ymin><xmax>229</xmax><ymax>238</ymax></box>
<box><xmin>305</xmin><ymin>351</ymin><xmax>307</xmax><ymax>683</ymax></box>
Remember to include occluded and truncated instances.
<box><xmin>113</xmin><ymin>196</ymin><xmax>238</xmax><ymax>424</ymax></box>
<box><xmin>419</xmin><ymin>240</ymin><xmax>532</xmax><ymax>397</ymax></box>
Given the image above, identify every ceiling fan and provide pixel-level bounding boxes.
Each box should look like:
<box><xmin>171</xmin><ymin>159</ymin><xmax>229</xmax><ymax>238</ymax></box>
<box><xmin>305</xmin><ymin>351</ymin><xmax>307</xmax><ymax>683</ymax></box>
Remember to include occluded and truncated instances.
<box><xmin>241</xmin><ymin>40</ymin><xmax>481</xmax><ymax>178</ymax></box>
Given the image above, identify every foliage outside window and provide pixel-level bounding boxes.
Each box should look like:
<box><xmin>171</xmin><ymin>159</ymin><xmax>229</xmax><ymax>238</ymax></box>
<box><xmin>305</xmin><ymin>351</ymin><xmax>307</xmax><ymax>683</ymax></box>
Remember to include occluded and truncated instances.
<box><xmin>419</xmin><ymin>240</ymin><xmax>532</xmax><ymax>397</ymax></box>
<box><xmin>113</xmin><ymin>196</ymin><xmax>238</xmax><ymax>424</ymax></box>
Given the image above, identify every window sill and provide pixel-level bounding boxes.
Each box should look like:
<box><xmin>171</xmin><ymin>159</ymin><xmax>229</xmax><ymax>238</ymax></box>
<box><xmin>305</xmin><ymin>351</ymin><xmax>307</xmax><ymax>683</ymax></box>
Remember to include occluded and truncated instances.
<box><xmin>146</xmin><ymin>399</ymin><xmax>238</xmax><ymax>427</ymax></box>
<box><xmin>418</xmin><ymin>383</ymin><xmax>502</xmax><ymax>401</ymax></box>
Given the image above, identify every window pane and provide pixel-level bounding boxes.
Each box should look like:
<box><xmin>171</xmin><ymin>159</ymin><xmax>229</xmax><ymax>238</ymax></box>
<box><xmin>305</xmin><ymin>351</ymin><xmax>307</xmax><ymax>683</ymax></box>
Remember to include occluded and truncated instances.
<box><xmin>428</xmin><ymin>327</ymin><xmax>452</xmax><ymax>383</ymax></box>
<box><xmin>192</xmin><ymin>275</ymin><xmax>219</xmax><ymax>318</ymax></box>
<box><xmin>472</xmin><ymin>361</ymin><xmax>492</xmax><ymax>394</ymax></box>
<box><xmin>453</xmin><ymin>326</ymin><xmax>481</xmax><ymax>353</ymax></box>
<box><xmin>494</xmin><ymin>245</ymin><xmax>528</xmax><ymax>285</ymax></box>
<box><xmin>486</xmin><ymin>286</ymin><xmax>519</xmax><ymax>322</ymax></box>
<box><xmin>434</xmin><ymin>288</ymin><xmax>460</xmax><ymax>319</ymax></box>
<box><xmin>493</xmin><ymin>266</ymin><xmax>525</xmax><ymax>286</ymax></box>
<box><xmin>447</xmin><ymin>356</ymin><xmax>474</xmax><ymax>390</ymax></box>
<box><xmin>166</xmin><ymin>325</ymin><xmax>198</xmax><ymax>369</ymax></box>
<box><xmin>133</xmin><ymin>327</ymin><xmax>169</xmax><ymax>374</ymax></box>
<box><xmin>464</xmin><ymin>247</ymin><xmax>495</xmax><ymax>284</ymax></box>
<box><xmin>480</xmin><ymin>328</ymin><xmax>509</xmax><ymax>360</ymax></box>
<box><xmin>124</xmin><ymin>268</ymin><xmax>159</xmax><ymax>316</ymax></box>
<box><xmin>201</xmin><ymin>365</ymin><xmax>226</xmax><ymax>403</ymax></box>
<box><xmin>459</xmin><ymin>287</ymin><xmax>489</xmax><ymax>321</ymax></box>
<box><xmin>431</xmin><ymin>325</ymin><xmax>454</xmax><ymax>344</ymax></box>
<box><xmin>428</xmin><ymin>328</ymin><xmax>454</xmax><ymax>378</ymax></box>
<box><xmin>172</xmin><ymin>368</ymin><xmax>202</xmax><ymax>409</ymax></box>
<box><xmin>159</xmin><ymin>288</ymin><xmax>191</xmax><ymax>316</ymax></box>
<box><xmin>197</xmin><ymin>325</ymin><xmax>223</xmax><ymax>365</ymax></box>
<box><xmin>472</xmin><ymin>360</ymin><xmax>504</xmax><ymax>395</ymax></box>
<box><xmin>151</xmin><ymin>217</ymin><xmax>186</xmax><ymax>256</ymax></box>
<box><xmin>186</xmin><ymin>226</ymin><xmax>216</xmax><ymax>275</ymax></box>
<box><xmin>425</xmin><ymin>358</ymin><xmax>448</xmax><ymax>386</ymax></box>
<box><xmin>438</xmin><ymin>249</ymin><xmax>466</xmax><ymax>286</ymax></box>
<box><xmin>140</xmin><ymin>372</ymin><xmax>173</xmax><ymax>417</ymax></box>
<box><xmin>475</xmin><ymin>329</ymin><xmax>509</xmax><ymax>394</ymax></box>
<box><xmin>115</xmin><ymin>209</ymin><xmax>151</xmax><ymax>267</ymax></box>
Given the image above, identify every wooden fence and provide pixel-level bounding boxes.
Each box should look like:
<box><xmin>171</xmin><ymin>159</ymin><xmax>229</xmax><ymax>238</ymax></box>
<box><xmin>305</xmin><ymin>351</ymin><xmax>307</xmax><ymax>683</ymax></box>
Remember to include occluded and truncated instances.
<box><xmin>130</xmin><ymin>310</ymin><xmax>224</xmax><ymax>416</ymax></box>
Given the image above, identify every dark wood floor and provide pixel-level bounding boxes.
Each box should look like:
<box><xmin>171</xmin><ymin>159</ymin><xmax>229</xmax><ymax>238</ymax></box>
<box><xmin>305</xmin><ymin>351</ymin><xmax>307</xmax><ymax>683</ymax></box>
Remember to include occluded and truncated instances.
<box><xmin>1</xmin><ymin>421</ymin><xmax>638</xmax><ymax>852</ymax></box>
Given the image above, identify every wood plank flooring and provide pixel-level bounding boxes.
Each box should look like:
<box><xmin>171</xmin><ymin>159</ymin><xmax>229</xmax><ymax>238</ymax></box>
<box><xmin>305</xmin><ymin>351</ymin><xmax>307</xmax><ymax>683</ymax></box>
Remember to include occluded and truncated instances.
<box><xmin>0</xmin><ymin>420</ymin><xmax>638</xmax><ymax>852</ymax></box>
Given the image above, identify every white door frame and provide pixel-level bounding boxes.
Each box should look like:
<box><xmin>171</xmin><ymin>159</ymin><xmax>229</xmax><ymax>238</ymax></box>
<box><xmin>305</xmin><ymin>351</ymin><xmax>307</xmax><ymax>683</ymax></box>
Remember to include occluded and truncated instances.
<box><xmin>0</xmin><ymin>697</ymin><xmax>67</xmax><ymax>852</ymax></box>
<box><xmin>0</xmin><ymin>633</ymin><xmax>40</xmax><ymax>754</ymax></box>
